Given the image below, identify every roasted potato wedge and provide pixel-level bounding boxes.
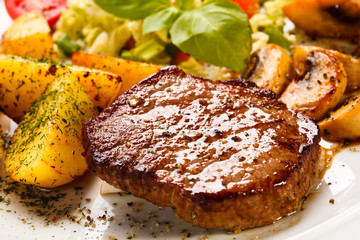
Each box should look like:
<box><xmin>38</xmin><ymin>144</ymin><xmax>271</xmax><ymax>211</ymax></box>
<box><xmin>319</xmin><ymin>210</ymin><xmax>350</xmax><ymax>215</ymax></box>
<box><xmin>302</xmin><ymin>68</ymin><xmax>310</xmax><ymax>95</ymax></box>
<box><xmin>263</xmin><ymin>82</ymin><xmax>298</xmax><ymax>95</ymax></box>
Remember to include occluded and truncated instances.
<box><xmin>0</xmin><ymin>125</ymin><xmax>5</xmax><ymax>159</ymax></box>
<box><xmin>5</xmin><ymin>74</ymin><xmax>98</xmax><ymax>188</ymax></box>
<box><xmin>319</xmin><ymin>95</ymin><xmax>360</xmax><ymax>141</ymax></box>
<box><xmin>72</xmin><ymin>51</ymin><xmax>161</xmax><ymax>95</ymax></box>
<box><xmin>0</xmin><ymin>54</ymin><xmax>121</xmax><ymax>122</ymax></box>
<box><xmin>280</xmin><ymin>48</ymin><xmax>347</xmax><ymax>120</ymax></box>
<box><xmin>0</xmin><ymin>10</ymin><xmax>58</xmax><ymax>61</ymax></box>
<box><xmin>283</xmin><ymin>0</ymin><xmax>360</xmax><ymax>38</ymax></box>
<box><xmin>243</xmin><ymin>44</ymin><xmax>292</xmax><ymax>96</ymax></box>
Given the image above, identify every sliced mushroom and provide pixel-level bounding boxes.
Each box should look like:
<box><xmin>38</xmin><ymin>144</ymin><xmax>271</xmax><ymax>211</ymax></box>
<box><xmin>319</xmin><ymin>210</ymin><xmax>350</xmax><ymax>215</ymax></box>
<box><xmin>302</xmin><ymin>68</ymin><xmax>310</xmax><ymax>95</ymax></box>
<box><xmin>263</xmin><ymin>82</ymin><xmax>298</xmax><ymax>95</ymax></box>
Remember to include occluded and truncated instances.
<box><xmin>283</xmin><ymin>0</ymin><xmax>360</xmax><ymax>38</ymax></box>
<box><xmin>329</xmin><ymin>0</ymin><xmax>360</xmax><ymax>22</ymax></box>
<box><xmin>293</xmin><ymin>45</ymin><xmax>360</xmax><ymax>92</ymax></box>
<box><xmin>319</xmin><ymin>95</ymin><xmax>360</xmax><ymax>141</ymax></box>
<box><xmin>353</xmin><ymin>45</ymin><xmax>360</xmax><ymax>58</ymax></box>
<box><xmin>316</xmin><ymin>0</ymin><xmax>348</xmax><ymax>8</ymax></box>
<box><xmin>243</xmin><ymin>44</ymin><xmax>292</xmax><ymax>96</ymax></box>
<box><xmin>280</xmin><ymin>48</ymin><xmax>347</xmax><ymax>120</ymax></box>
<box><xmin>331</xmin><ymin>50</ymin><xmax>360</xmax><ymax>92</ymax></box>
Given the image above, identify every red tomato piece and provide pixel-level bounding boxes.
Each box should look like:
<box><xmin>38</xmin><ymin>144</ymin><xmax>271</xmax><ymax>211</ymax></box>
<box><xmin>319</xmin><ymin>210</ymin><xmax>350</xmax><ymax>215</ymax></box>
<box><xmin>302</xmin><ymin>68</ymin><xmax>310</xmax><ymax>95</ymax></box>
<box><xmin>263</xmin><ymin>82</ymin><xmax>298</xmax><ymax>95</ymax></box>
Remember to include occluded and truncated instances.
<box><xmin>230</xmin><ymin>0</ymin><xmax>259</xmax><ymax>17</ymax></box>
<box><xmin>174</xmin><ymin>51</ymin><xmax>191</xmax><ymax>65</ymax></box>
<box><xmin>4</xmin><ymin>0</ymin><xmax>67</xmax><ymax>27</ymax></box>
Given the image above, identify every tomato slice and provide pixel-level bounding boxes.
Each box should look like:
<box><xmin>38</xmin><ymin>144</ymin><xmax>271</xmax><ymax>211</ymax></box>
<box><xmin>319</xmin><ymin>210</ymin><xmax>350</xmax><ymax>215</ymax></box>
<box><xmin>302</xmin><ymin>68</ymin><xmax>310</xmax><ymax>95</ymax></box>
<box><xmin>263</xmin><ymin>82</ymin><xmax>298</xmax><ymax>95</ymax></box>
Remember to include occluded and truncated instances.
<box><xmin>4</xmin><ymin>0</ymin><xmax>67</xmax><ymax>27</ymax></box>
<box><xmin>174</xmin><ymin>51</ymin><xmax>191</xmax><ymax>65</ymax></box>
<box><xmin>230</xmin><ymin>0</ymin><xmax>259</xmax><ymax>17</ymax></box>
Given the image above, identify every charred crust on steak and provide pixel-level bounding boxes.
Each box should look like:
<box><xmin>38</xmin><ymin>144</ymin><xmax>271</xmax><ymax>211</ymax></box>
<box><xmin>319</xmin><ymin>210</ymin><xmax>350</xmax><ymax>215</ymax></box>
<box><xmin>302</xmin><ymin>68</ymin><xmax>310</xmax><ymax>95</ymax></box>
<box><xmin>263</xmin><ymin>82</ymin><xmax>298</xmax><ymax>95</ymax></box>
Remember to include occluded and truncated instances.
<box><xmin>82</xmin><ymin>66</ymin><xmax>321</xmax><ymax>230</ymax></box>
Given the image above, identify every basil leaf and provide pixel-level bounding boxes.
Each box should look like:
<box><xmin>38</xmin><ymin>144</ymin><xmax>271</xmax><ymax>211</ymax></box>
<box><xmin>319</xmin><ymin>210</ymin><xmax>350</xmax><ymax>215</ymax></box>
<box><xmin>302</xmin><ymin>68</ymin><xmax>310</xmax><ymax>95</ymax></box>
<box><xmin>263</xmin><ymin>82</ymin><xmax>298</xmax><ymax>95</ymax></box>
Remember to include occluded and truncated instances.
<box><xmin>165</xmin><ymin>43</ymin><xmax>179</xmax><ymax>58</ymax></box>
<box><xmin>176</xmin><ymin>0</ymin><xmax>195</xmax><ymax>10</ymax></box>
<box><xmin>55</xmin><ymin>34</ymin><xmax>81</xmax><ymax>57</ymax></box>
<box><xmin>143</xmin><ymin>6</ymin><xmax>181</xmax><ymax>34</ymax></box>
<box><xmin>170</xmin><ymin>0</ymin><xmax>252</xmax><ymax>73</ymax></box>
<box><xmin>263</xmin><ymin>26</ymin><xmax>292</xmax><ymax>53</ymax></box>
<box><xmin>94</xmin><ymin>0</ymin><xmax>171</xmax><ymax>20</ymax></box>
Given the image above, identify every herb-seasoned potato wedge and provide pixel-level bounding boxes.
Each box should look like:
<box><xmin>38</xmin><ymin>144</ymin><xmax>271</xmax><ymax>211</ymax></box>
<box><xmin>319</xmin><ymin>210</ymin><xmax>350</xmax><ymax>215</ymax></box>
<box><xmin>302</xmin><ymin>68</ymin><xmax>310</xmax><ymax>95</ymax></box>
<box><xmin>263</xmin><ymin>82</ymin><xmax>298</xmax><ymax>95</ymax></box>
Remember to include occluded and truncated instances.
<box><xmin>0</xmin><ymin>54</ymin><xmax>121</xmax><ymax>122</ymax></box>
<box><xmin>280</xmin><ymin>48</ymin><xmax>347</xmax><ymax>120</ymax></box>
<box><xmin>72</xmin><ymin>51</ymin><xmax>161</xmax><ymax>95</ymax></box>
<box><xmin>0</xmin><ymin>10</ymin><xmax>58</xmax><ymax>61</ymax></box>
<box><xmin>0</xmin><ymin>124</ymin><xmax>5</xmax><ymax>159</ymax></box>
<box><xmin>283</xmin><ymin>0</ymin><xmax>360</xmax><ymax>38</ymax></box>
<box><xmin>319</xmin><ymin>95</ymin><xmax>360</xmax><ymax>141</ymax></box>
<box><xmin>243</xmin><ymin>44</ymin><xmax>292</xmax><ymax>96</ymax></box>
<box><xmin>5</xmin><ymin>74</ymin><xmax>98</xmax><ymax>188</ymax></box>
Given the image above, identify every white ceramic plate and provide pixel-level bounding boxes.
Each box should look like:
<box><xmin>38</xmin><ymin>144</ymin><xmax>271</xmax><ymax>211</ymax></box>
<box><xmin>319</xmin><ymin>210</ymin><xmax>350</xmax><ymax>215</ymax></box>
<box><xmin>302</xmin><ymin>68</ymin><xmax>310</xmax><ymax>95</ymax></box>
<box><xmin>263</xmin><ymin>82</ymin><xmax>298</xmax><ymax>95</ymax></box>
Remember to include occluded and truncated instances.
<box><xmin>1</xmin><ymin>1</ymin><xmax>360</xmax><ymax>239</ymax></box>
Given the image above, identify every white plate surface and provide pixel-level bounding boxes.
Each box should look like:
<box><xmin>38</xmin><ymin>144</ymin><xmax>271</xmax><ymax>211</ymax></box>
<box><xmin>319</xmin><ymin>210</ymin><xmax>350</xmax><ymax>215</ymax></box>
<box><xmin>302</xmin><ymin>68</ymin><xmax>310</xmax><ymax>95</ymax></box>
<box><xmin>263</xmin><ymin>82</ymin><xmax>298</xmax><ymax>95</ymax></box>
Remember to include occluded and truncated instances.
<box><xmin>1</xmin><ymin>1</ymin><xmax>360</xmax><ymax>239</ymax></box>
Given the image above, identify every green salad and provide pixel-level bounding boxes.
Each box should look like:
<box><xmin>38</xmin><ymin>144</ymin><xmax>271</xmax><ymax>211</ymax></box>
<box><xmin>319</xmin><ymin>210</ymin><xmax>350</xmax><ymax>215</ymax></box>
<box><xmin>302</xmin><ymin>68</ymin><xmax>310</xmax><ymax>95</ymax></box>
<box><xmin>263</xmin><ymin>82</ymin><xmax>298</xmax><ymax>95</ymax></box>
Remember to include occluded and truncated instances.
<box><xmin>54</xmin><ymin>0</ymin><xmax>172</xmax><ymax>65</ymax></box>
<box><xmin>54</xmin><ymin>0</ymin><xmax>293</xmax><ymax>77</ymax></box>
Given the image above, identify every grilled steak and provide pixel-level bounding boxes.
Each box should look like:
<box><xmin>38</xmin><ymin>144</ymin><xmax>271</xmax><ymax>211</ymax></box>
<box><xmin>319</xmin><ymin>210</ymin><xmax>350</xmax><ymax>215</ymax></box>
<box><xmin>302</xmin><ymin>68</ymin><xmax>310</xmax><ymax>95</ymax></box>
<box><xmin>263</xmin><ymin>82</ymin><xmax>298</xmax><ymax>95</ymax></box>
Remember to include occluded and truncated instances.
<box><xmin>82</xmin><ymin>66</ymin><xmax>322</xmax><ymax>231</ymax></box>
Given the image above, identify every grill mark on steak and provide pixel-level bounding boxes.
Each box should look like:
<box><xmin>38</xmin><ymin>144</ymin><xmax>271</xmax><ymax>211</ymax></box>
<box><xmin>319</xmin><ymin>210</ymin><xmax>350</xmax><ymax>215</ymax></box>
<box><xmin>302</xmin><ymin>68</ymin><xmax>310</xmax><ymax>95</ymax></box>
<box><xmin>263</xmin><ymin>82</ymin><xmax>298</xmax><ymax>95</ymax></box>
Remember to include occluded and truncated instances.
<box><xmin>82</xmin><ymin>66</ymin><xmax>322</xmax><ymax>231</ymax></box>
